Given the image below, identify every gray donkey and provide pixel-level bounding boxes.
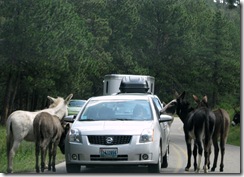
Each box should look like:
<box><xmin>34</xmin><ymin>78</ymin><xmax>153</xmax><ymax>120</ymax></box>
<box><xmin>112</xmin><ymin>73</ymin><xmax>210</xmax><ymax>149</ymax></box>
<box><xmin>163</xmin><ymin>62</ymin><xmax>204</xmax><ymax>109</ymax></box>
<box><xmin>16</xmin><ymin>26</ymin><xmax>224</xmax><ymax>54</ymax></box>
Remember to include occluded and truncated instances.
<box><xmin>33</xmin><ymin>112</ymin><xmax>70</xmax><ymax>173</ymax></box>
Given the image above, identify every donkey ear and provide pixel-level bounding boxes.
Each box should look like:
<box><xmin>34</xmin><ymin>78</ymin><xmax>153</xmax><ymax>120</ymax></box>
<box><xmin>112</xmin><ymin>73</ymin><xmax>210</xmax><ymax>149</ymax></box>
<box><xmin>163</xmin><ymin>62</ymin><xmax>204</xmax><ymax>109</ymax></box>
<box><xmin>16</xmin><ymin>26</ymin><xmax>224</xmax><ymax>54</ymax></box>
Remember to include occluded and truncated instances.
<box><xmin>174</xmin><ymin>90</ymin><xmax>179</xmax><ymax>98</ymax></box>
<box><xmin>202</xmin><ymin>95</ymin><xmax>208</xmax><ymax>103</ymax></box>
<box><xmin>65</xmin><ymin>94</ymin><xmax>73</xmax><ymax>104</ymax></box>
<box><xmin>193</xmin><ymin>95</ymin><xmax>200</xmax><ymax>104</ymax></box>
<box><xmin>47</xmin><ymin>96</ymin><xmax>56</xmax><ymax>103</ymax></box>
<box><xmin>178</xmin><ymin>91</ymin><xmax>185</xmax><ymax>100</ymax></box>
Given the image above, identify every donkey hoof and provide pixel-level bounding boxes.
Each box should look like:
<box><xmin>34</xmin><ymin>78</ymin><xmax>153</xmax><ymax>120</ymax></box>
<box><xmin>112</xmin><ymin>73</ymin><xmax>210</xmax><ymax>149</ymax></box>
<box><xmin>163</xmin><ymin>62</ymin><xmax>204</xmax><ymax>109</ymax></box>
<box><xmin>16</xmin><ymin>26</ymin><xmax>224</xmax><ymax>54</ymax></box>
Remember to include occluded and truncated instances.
<box><xmin>185</xmin><ymin>167</ymin><xmax>190</xmax><ymax>171</ymax></box>
<box><xmin>7</xmin><ymin>169</ymin><xmax>13</xmax><ymax>173</ymax></box>
<box><xmin>220</xmin><ymin>165</ymin><xmax>224</xmax><ymax>172</ymax></box>
<box><xmin>203</xmin><ymin>167</ymin><xmax>208</xmax><ymax>173</ymax></box>
<box><xmin>195</xmin><ymin>168</ymin><xmax>200</xmax><ymax>173</ymax></box>
<box><xmin>35</xmin><ymin>168</ymin><xmax>40</xmax><ymax>173</ymax></box>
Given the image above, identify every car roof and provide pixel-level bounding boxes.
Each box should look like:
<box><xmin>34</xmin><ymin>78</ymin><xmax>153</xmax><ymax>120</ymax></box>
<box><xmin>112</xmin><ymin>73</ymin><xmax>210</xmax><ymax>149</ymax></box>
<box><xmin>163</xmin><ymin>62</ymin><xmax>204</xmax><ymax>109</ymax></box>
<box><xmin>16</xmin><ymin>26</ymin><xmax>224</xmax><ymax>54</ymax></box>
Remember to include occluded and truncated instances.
<box><xmin>88</xmin><ymin>93</ymin><xmax>158</xmax><ymax>101</ymax></box>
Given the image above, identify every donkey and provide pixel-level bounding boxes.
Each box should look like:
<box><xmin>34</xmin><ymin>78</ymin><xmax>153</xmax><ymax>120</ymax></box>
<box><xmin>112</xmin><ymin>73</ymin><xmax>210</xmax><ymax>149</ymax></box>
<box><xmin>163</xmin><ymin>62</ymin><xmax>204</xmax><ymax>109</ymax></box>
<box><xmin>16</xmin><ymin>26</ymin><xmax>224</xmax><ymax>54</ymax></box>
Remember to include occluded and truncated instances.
<box><xmin>6</xmin><ymin>94</ymin><xmax>73</xmax><ymax>173</ymax></box>
<box><xmin>161</xmin><ymin>91</ymin><xmax>215</xmax><ymax>173</ymax></box>
<box><xmin>232</xmin><ymin>110</ymin><xmax>240</xmax><ymax>126</ymax></box>
<box><xmin>33</xmin><ymin>112</ymin><xmax>70</xmax><ymax>173</ymax></box>
<box><xmin>193</xmin><ymin>95</ymin><xmax>230</xmax><ymax>172</ymax></box>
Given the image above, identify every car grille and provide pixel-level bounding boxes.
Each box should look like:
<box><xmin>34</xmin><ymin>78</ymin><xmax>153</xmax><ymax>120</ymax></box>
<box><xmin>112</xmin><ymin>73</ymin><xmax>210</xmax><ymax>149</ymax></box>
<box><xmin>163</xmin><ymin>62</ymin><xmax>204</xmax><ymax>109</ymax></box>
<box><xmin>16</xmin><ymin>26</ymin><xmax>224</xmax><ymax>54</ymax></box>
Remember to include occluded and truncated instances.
<box><xmin>88</xmin><ymin>135</ymin><xmax>132</xmax><ymax>145</ymax></box>
<box><xmin>90</xmin><ymin>155</ymin><xmax>128</xmax><ymax>161</ymax></box>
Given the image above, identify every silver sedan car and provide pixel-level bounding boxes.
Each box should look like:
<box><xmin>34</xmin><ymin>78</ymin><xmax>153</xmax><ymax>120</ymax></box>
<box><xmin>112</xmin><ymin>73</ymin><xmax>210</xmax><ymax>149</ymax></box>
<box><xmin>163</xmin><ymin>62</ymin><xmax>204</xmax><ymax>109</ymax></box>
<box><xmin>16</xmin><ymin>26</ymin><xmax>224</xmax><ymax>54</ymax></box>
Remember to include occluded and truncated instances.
<box><xmin>65</xmin><ymin>94</ymin><xmax>173</xmax><ymax>173</ymax></box>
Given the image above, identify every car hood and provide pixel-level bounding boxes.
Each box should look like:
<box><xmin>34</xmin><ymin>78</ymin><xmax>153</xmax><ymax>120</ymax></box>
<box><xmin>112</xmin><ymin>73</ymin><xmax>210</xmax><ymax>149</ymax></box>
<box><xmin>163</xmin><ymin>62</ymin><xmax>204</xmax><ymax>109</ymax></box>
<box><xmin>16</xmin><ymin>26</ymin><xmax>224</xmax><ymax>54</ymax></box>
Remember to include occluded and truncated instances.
<box><xmin>71</xmin><ymin>121</ymin><xmax>154</xmax><ymax>135</ymax></box>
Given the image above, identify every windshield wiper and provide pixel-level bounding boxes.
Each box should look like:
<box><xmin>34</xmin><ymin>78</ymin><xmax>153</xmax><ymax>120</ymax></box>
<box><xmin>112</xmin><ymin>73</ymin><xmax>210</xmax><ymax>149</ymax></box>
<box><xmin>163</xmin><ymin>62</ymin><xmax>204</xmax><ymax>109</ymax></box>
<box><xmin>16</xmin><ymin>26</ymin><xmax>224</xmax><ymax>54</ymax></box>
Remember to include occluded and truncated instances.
<box><xmin>80</xmin><ymin>118</ymin><xmax>95</xmax><ymax>121</ymax></box>
<box><xmin>114</xmin><ymin>118</ymin><xmax>133</xmax><ymax>121</ymax></box>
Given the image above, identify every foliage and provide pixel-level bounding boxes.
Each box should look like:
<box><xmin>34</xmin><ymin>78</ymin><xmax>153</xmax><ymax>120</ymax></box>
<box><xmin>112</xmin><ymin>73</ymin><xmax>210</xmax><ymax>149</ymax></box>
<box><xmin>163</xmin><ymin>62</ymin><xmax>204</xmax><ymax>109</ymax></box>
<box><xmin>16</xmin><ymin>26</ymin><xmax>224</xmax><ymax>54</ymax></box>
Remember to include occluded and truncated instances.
<box><xmin>0</xmin><ymin>0</ymin><xmax>240</xmax><ymax>125</ymax></box>
<box><xmin>227</xmin><ymin>125</ymin><xmax>240</xmax><ymax>146</ymax></box>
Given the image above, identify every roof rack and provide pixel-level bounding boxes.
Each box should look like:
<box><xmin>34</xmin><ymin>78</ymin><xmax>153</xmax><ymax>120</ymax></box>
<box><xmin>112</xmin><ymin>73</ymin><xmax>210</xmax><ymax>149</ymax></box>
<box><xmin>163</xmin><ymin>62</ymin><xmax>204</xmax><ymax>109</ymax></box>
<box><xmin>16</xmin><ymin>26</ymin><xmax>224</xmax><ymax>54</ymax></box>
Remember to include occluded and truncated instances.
<box><xmin>119</xmin><ymin>76</ymin><xmax>150</xmax><ymax>93</ymax></box>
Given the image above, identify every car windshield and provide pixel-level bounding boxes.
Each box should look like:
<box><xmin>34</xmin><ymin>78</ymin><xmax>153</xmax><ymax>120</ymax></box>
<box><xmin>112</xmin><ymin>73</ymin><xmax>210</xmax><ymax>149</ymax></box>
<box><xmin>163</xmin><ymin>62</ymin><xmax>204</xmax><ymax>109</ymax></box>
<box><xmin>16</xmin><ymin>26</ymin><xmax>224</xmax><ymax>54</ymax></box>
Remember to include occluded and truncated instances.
<box><xmin>78</xmin><ymin>99</ymin><xmax>152</xmax><ymax>121</ymax></box>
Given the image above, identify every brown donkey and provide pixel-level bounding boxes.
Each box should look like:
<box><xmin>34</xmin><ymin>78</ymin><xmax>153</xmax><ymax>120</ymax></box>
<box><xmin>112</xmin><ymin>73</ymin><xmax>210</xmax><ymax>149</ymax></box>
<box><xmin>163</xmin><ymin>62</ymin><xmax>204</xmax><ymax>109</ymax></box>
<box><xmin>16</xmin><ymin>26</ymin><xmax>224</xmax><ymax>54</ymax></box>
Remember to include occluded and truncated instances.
<box><xmin>193</xmin><ymin>95</ymin><xmax>230</xmax><ymax>172</ymax></box>
<box><xmin>33</xmin><ymin>112</ymin><xmax>70</xmax><ymax>173</ymax></box>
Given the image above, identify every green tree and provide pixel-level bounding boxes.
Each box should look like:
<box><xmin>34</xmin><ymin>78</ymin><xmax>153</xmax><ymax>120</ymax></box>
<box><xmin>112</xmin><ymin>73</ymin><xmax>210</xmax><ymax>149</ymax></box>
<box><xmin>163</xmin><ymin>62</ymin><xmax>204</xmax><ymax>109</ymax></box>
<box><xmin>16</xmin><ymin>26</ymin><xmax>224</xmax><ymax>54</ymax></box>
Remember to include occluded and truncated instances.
<box><xmin>0</xmin><ymin>0</ymin><xmax>89</xmax><ymax>125</ymax></box>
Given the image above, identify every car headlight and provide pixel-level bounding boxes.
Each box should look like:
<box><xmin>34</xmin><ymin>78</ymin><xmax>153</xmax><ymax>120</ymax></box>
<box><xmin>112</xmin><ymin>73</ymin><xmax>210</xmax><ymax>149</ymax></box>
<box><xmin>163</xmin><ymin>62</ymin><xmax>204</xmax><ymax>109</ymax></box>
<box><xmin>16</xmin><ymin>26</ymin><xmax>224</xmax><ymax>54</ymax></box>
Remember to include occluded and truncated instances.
<box><xmin>69</xmin><ymin>128</ymin><xmax>82</xmax><ymax>143</ymax></box>
<box><xmin>139</xmin><ymin>129</ymin><xmax>154</xmax><ymax>143</ymax></box>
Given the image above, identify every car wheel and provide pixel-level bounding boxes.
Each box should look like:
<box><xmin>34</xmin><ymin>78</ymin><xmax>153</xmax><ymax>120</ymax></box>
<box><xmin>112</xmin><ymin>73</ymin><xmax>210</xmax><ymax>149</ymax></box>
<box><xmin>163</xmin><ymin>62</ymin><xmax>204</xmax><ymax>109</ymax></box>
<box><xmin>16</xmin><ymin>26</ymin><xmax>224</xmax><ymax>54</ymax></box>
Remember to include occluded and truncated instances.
<box><xmin>66</xmin><ymin>164</ymin><xmax>81</xmax><ymax>173</ymax></box>
<box><xmin>161</xmin><ymin>145</ymin><xmax>169</xmax><ymax>168</ymax></box>
<box><xmin>148</xmin><ymin>147</ymin><xmax>161</xmax><ymax>173</ymax></box>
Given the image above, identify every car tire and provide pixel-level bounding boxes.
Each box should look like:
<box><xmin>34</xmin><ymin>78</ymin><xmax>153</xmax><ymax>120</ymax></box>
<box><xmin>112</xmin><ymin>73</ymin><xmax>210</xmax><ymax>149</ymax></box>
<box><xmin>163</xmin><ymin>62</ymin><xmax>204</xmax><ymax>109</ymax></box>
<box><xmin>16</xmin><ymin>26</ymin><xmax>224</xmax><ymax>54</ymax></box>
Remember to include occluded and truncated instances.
<box><xmin>161</xmin><ymin>145</ymin><xmax>169</xmax><ymax>168</ymax></box>
<box><xmin>148</xmin><ymin>147</ymin><xmax>161</xmax><ymax>173</ymax></box>
<box><xmin>66</xmin><ymin>164</ymin><xmax>81</xmax><ymax>173</ymax></box>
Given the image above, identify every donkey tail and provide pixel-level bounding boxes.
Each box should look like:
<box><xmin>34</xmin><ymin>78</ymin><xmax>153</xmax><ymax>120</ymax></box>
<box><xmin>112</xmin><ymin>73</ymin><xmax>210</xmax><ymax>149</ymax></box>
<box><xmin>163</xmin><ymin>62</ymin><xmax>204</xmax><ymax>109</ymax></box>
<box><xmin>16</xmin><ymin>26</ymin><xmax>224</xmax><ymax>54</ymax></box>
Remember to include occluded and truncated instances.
<box><xmin>6</xmin><ymin>117</ymin><xmax>14</xmax><ymax>160</ymax></box>
<box><xmin>33</xmin><ymin>117</ymin><xmax>41</xmax><ymax>142</ymax></box>
<box><xmin>204</xmin><ymin>110</ymin><xmax>211</xmax><ymax>147</ymax></box>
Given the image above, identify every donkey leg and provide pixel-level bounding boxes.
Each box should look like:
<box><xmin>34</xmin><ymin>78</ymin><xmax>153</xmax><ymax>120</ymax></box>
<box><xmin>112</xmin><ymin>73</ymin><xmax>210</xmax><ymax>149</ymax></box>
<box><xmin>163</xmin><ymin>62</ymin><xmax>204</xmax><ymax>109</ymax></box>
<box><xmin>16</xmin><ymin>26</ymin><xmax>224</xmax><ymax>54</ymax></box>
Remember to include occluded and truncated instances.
<box><xmin>52</xmin><ymin>141</ymin><xmax>60</xmax><ymax>172</ymax></box>
<box><xmin>219</xmin><ymin>139</ymin><xmax>226</xmax><ymax>172</ymax></box>
<box><xmin>48</xmin><ymin>143</ymin><xmax>53</xmax><ymax>171</ymax></box>
<box><xmin>193</xmin><ymin>143</ymin><xmax>198</xmax><ymax>171</ymax></box>
<box><xmin>211</xmin><ymin>140</ymin><xmax>219</xmax><ymax>172</ymax></box>
<box><xmin>207</xmin><ymin>143</ymin><xmax>212</xmax><ymax>170</ymax></box>
<box><xmin>7</xmin><ymin>140</ymin><xmax>21</xmax><ymax>173</ymax></box>
<box><xmin>41</xmin><ymin>142</ymin><xmax>48</xmax><ymax>172</ymax></box>
<box><xmin>35</xmin><ymin>142</ymin><xmax>40</xmax><ymax>173</ymax></box>
<box><xmin>195</xmin><ymin>139</ymin><xmax>203</xmax><ymax>173</ymax></box>
<box><xmin>203</xmin><ymin>149</ymin><xmax>209</xmax><ymax>173</ymax></box>
<box><xmin>185</xmin><ymin>142</ymin><xmax>192</xmax><ymax>171</ymax></box>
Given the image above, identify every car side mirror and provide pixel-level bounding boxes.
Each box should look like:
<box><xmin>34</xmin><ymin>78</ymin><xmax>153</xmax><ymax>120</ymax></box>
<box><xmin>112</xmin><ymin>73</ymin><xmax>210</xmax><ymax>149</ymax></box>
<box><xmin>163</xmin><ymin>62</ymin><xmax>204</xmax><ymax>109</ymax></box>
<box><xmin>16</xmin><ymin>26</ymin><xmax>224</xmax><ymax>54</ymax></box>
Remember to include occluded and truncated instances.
<box><xmin>159</xmin><ymin>114</ymin><xmax>173</xmax><ymax>123</ymax></box>
<box><xmin>64</xmin><ymin>115</ymin><xmax>76</xmax><ymax>123</ymax></box>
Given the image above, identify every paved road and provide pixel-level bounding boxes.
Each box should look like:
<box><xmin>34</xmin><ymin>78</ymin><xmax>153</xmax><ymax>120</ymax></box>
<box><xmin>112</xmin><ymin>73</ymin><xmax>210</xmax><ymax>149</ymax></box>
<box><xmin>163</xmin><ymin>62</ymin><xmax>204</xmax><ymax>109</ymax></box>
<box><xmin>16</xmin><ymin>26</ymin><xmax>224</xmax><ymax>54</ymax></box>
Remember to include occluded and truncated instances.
<box><xmin>42</xmin><ymin>118</ymin><xmax>241</xmax><ymax>174</ymax></box>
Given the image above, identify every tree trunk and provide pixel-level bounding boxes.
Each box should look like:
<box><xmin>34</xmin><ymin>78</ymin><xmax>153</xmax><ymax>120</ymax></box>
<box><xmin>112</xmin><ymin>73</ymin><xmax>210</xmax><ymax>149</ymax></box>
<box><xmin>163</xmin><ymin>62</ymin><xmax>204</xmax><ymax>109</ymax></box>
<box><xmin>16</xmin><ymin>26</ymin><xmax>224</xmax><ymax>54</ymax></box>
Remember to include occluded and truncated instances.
<box><xmin>0</xmin><ymin>71</ymin><xmax>20</xmax><ymax>125</ymax></box>
<box><xmin>1</xmin><ymin>73</ymin><xmax>13</xmax><ymax>125</ymax></box>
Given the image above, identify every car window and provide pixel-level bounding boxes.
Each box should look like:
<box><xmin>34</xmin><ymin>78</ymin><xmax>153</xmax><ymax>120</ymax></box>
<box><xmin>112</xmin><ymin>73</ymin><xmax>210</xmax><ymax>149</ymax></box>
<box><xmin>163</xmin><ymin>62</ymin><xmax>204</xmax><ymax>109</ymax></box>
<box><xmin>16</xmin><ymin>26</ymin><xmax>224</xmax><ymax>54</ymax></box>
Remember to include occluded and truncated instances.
<box><xmin>152</xmin><ymin>97</ymin><xmax>162</xmax><ymax>112</ymax></box>
<box><xmin>69</xmin><ymin>100</ymin><xmax>85</xmax><ymax>107</ymax></box>
<box><xmin>79</xmin><ymin>100</ymin><xmax>152</xmax><ymax>121</ymax></box>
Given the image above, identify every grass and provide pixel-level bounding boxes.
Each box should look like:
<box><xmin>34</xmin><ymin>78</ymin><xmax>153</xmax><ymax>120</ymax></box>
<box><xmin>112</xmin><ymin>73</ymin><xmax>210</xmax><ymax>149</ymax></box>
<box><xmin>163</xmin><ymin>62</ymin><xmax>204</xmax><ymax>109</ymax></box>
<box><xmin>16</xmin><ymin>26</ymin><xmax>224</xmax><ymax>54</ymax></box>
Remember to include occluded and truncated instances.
<box><xmin>0</xmin><ymin>125</ymin><xmax>65</xmax><ymax>173</ymax></box>
<box><xmin>0</xmin><ymin>115</ymin><xmax>241</xmax><ymax>173</ymax></box>
<box><xmin>227</xmin><ymin>124</ymin><xmax>241</xmax><ymax>146</ymax></box>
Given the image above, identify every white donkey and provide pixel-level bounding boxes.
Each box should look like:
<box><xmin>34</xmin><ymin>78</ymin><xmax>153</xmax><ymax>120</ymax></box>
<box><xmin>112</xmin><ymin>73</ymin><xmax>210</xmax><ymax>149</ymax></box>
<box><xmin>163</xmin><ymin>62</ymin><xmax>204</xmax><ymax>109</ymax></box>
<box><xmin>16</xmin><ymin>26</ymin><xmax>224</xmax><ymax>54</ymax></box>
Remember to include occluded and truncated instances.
<box><xmin>6</xmin><ymin>94</ymin><xmax>73</xmax><ymax>173</ymax></box>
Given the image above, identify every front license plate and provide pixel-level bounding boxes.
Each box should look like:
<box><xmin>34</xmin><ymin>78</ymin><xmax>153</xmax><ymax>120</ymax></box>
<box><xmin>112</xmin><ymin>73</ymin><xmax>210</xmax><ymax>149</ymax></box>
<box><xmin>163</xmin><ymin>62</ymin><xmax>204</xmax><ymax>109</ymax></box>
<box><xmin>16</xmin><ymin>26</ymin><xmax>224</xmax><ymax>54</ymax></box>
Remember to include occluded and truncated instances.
<box><xmin>100</xmin><ymin>148</ymin><xmax>118</xmax><ymax>158</ymax></box>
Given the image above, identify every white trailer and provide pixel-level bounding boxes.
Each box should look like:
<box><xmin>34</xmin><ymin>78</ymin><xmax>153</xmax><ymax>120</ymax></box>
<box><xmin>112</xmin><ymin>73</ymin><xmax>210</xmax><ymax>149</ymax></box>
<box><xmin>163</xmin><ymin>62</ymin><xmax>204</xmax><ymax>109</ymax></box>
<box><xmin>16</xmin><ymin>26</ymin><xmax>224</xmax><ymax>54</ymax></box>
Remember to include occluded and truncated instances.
<box><xmin>103</xmin><ymin>74</ymin><xmax>155</xmax><ymax>95</ymax></box>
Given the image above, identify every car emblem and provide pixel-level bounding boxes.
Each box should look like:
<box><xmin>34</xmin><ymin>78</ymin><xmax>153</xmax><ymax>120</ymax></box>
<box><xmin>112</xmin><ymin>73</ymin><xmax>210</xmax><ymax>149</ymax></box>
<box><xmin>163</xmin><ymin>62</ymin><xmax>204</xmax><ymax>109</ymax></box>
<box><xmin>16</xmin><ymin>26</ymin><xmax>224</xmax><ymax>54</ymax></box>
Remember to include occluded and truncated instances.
<box><xmin>106</xmin><ymin>137</ymin><xmax>113</xmax><ymax>144</ymax></box>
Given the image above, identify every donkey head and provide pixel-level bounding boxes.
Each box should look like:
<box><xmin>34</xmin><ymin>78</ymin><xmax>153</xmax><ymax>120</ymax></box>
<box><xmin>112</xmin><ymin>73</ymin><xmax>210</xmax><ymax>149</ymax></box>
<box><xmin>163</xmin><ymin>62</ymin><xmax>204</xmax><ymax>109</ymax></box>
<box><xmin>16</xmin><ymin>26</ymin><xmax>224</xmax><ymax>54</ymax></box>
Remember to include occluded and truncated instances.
<box><xmin>161</xmin><ymin>91</ymin><xmax>193</xmax><ymax>122</ymax></box>
<box><xmin>58</xmin><ymin>122</ymin><xmax>71</xmax><ymax>154</ymax></box>
<box><xmin>193</xmin><ymin>95</ymin><xmax>208</xmax><ymax>108</ymax></box>
<box><xmin>47</xmin><ymin>94</ymin><xmax>73</xmax><ymax>120</ymax></box>
<box><xmin>175</xmin><ymin>91</ymin><xmax>194</xmax><ymax>121</ymax></box>
<box><xmin>232</xmin><ymin>111</ymin><xmax>240</xmax><ymax>126</ymax></box>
